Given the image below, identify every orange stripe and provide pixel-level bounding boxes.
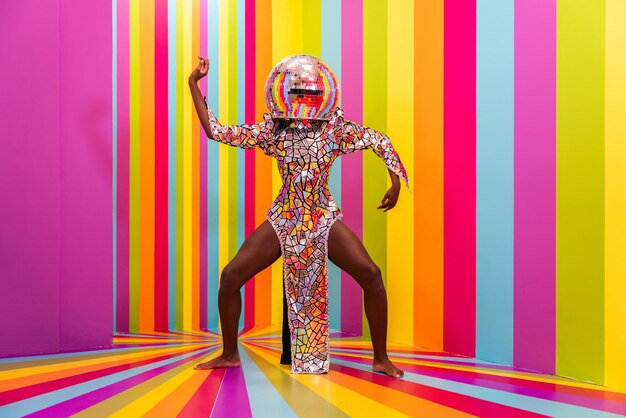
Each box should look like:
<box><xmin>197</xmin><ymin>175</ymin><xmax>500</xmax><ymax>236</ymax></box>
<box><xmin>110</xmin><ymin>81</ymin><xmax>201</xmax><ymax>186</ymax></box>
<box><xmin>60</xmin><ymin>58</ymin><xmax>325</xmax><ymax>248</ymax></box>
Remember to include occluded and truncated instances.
<box><xmin>191</xmin><ymin>0</ymin><xmax>200</xmax><ymax>332</ymax></box>
<box><xmin>254</xmin><ymin>0</ymin><xmax>273</xmax><ymax>327</ymax></box>
<box><xmin>413</xmin><ymin>0</ymin><xmax>444</xmax><ymax>349</ymax></box>
<box><xmin>139</xmin><ymin>0</ymin><xmax>156</xmax><ymax>332</ymax></box>
<box><xmin>144</xmin><ymin>370</ymin><xmax>220</xmax><ymax>417</ymax></box>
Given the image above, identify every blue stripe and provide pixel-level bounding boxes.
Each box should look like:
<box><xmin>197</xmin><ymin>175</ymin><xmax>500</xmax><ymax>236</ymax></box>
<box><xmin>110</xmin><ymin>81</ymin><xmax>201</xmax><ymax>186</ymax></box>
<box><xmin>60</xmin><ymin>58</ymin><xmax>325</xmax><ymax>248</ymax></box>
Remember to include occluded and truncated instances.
<box><xmin>0</xmin><ymin>347</ymin><xmax>216</xmax><ymax>417</ymax></box>
<box><xmin>475</xmin><ymin>0</ymin><xmax>514</xmax><ymax>364</ymax></box>
<box><xmin>206</xmin><ymin>0</ymin><xmax>220</xmax><ymax>332</ymax></box>
<box><xmin>112</xmin><ymin>0</ymin><xmax>118</xmax><ymax>333</ymax></box>
<box><xmin>167</xmin><ymin>0</ymin><xmax>178</xmax><ymax>331</ymax></box>
<box><xmin>240</xmin><ymin>346</ymin><xmax>298</xmax><ymax>417</ymax></box>
<box><xmin>322</xmin><ymin>0</ymin><xmax>342</xmax><ymax>331</ymax></box>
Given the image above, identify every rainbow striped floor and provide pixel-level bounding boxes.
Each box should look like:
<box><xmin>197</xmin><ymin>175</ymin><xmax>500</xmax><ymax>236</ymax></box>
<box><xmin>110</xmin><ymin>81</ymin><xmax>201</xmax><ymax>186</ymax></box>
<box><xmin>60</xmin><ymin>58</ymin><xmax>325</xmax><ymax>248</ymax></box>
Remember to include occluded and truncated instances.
<box><xmin>1</xmin><ymin>329</ymin><xmax>626</xmax><ymax>417</ymax></box>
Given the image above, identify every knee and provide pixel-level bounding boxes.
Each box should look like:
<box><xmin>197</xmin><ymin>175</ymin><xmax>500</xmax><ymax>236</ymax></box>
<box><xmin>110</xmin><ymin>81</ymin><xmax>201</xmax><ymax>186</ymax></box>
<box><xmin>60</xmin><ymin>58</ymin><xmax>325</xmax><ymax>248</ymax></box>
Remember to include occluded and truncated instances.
<box><xmin>359</xmin><ymin>263</ymin><xmax>385</xmax><ymax>294</ymax></box>
<box><xmin>219</xmin><ymin>265</ymin><xmax>242</xmax><ymax>294</ymax></box>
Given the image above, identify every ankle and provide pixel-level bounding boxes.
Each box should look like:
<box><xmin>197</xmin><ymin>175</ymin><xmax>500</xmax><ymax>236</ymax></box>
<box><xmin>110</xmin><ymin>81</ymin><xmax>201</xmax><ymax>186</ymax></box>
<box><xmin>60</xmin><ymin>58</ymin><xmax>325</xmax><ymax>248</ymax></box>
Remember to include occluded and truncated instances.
<box><xmin>373</xmin><ymin>354</ymin><xmax>390</xmax><ymax>363</ymax></box>
<box><xmin>220</xmin><ymin>351</ymin><xmax>240</xmax><ymax>360</ymax></box>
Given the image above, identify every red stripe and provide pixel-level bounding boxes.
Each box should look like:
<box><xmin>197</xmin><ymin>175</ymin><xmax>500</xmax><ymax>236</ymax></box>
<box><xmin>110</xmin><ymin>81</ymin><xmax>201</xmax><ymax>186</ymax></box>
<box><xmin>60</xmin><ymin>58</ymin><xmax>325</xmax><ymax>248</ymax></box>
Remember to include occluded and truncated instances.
<box><xmin>242</xmin><ymin>0</ymin><xmax>257</xmax><ymax>332</ymax></box>
<box><xmin>443</xmin><ymin>0</ymin><xmax>477</xmax><ymax>356</ymax></box>
<box><xmin>330</xmin><ymin>361</ymin><xmax>547</xmax><ymax>418</ymax></box>
<box><xmin>153</xmin><ymin>0</ymin><xmax>169</xmax><ymax>333</ymax></box>
<box><xmin>177</xmin><ymin>368</ymin><xmax>226</xmax><ymax>417</ymax></box>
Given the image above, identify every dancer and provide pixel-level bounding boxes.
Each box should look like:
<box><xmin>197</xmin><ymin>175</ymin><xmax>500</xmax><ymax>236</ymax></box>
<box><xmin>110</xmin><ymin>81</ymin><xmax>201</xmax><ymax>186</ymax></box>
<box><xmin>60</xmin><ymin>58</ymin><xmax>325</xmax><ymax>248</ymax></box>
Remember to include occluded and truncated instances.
<box><xmin>189</xmin><ymin>54</ymin><xmax>410</xmax><ymax>378</ymax></box>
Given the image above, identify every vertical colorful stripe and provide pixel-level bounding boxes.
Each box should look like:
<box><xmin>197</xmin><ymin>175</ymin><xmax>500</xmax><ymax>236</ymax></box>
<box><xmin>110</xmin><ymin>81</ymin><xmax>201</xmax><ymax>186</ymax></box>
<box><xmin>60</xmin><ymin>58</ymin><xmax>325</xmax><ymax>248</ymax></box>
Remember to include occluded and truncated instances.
<box><xmin>443</xmin><ymin>0</ymin><xmax>477</xmax><ymax>357</ymax></box>
<box><xmin>513</xmin><ymin>0</ymin><xmax>556</xmax><ymax>374</ymax></box>
<box><xmin>112</xmin><ymin>0</ymin><xmax>626</xmax><ymax>389</ymax></box>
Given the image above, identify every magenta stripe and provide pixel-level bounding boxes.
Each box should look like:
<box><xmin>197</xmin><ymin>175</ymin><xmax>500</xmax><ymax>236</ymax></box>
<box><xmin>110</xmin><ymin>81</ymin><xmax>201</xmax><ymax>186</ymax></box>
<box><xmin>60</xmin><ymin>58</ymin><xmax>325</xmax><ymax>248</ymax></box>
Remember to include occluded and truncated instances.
<box><xmin>443</xmin><ymin>0</ymin><xmax>476</xmax><ymax>356</ymax></box>
<box><xmin>340</xmin><ymin>0</ymin><xmax>364</xmax><ymax>336</ymax></box>
<box><xmin>242</xmin><ymin>0</ymin><xmax>256</xmax><ymax>332</ymax></box>
<box><xmin>513</xmin><ymin>0</ymin><xmax>556</xmax><ymax>374</ymax></box>
<box><xmin>24</xmin><ymin>348</ymin><xmax>214</xmax><ymax>417</ymax></box>
<box><xmin>199</xmin><ymin>0</ymin><xmax>208</xmax><ymax>331</ymax></box>
<box><xmin>154</xmin><ymin>0</ymin><xmax>169</xmax><ymax>333</ymax></box>
<box><xmin>210</xmin><ymin>367</ymin><xmax>253</xmax><ymax>417</ymax></box>
<box><xmin>116</xmin><ymin>0</ymin><xmax>130</xmax><ymax>334</ymax></box>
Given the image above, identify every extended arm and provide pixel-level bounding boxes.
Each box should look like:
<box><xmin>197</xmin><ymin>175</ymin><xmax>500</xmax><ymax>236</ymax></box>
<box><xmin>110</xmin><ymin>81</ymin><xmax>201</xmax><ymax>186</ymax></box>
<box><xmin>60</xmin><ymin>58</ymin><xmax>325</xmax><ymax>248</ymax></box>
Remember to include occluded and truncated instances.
<box><xmin>188</xmin><ymin>78</ymin><xmax>214</xmax><ymax>139</ymax></box>
<box><xmin>338</xmin><ymin>120</ymin><xmax>412</xmax><ymax>194</ymax></box>
<box><xmin>188</xmin><ymin>56</ymin><xmax>271</xmax><ymax>150</ymax></box>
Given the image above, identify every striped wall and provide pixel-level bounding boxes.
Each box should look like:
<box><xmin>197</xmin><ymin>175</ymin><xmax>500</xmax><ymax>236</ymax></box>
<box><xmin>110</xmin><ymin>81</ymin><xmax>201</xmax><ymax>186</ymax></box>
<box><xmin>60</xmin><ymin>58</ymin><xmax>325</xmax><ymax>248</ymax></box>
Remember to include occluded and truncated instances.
<box><xmin>113</xmin><ymin>0</ymin><xmax>626</xmax><ymax>389</ymax></box>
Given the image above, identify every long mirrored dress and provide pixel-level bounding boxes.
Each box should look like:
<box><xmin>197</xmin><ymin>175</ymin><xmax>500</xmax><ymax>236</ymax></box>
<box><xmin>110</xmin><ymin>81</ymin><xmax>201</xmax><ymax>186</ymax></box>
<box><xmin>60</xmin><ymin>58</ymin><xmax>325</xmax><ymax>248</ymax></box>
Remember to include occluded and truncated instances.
<box><xmin>206</xmin><ymin>107</ymin><xmax>411</xmax><ymax>374</ymax></box>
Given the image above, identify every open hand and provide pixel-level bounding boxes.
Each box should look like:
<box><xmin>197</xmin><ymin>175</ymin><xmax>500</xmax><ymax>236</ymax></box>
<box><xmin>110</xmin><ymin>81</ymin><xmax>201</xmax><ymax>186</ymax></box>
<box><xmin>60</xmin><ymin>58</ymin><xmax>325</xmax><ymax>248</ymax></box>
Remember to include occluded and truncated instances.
<box><xmin>189</xmin><ymin>55</ymin><xmax>209</xmax><ymax>83</ymax></box>
<box><xmin>377</xmin><ymin>184</ymin><xmax>400</xmax><ymax>212</ymax></box>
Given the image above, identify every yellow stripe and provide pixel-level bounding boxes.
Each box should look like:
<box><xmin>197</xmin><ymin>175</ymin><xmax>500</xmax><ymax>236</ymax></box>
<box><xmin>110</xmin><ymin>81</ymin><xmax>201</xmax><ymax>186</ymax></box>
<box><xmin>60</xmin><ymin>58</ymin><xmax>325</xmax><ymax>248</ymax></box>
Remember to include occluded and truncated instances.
<box><xmin>270</xmin><ymin>0</ymin><xmax>303</xmax><ymax>326</ymax></box>
<box><xmin>386</xmin><ymin>0</ymin><xmax>414</xmax><ymax>345</ymax></box>
<box><xmin>248</xmin><ymin>344</ymin><xmax>408</xmax><ymax>417</ymax></box>
<box><xmin>302</xmin><ymin>0</ymin><xmax>321</xmax><ymax>57</ymax></box>
<box><xmin>605</xmin><ymin>0</ymin><xmax>626</xmax><ymax>390</ymax></box>
<box><xmin>182</xmin><ymin>0</ymin><xmax>193</xmax><ymax>331</ymax></box>
<box><xmin>218</xmin><ymin>0</ymin><xmax>230</xmax><ymax>334</ymax></box>
<box><xmin>105</xmin><ymin>352</ymin><xmax>220</xmax><ymax>417</ymax></box>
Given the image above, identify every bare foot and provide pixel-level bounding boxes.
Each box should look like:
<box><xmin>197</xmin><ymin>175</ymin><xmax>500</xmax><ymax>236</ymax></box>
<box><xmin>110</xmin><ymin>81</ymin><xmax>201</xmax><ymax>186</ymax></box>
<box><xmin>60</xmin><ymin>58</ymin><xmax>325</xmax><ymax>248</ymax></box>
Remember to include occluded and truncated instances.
<box><xmin>194</xmin><ymin>353</ymin><xmax>241</xmax><ymax>370</ymax></box>
<box><xmin>372</xmin><ymin>357</ymin><xmax>404</xmax><ymax>378</ymax></box>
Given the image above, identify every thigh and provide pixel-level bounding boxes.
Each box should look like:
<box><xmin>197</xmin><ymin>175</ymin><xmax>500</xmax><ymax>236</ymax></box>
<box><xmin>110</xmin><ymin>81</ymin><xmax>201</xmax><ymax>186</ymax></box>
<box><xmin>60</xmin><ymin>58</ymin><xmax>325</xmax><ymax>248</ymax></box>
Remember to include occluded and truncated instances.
<box><xmin>327</xmin><ymin>220</ymin><xmax>379</xmax><ymax>282</ymax></box>
<box><xmin>223</xmin><ymin>220</ymin><xmax>282</xmax><ymax>286</ymax></box>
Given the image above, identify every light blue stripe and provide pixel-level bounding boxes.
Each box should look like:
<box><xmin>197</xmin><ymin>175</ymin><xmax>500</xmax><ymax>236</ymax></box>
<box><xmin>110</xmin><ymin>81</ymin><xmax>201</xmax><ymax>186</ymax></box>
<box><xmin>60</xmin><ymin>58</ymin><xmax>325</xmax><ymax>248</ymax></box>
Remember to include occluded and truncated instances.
<box><xmin>167</xmin><ymin>0</ymin><xmax>178</xmax><ymax>332</ymax></box>
<box><xmin>206</xmin><ymin>0</ymin><xmax>220</xmax><ymax>332</ymax></box>
<box><xmin>112</xmin><ymin>0</ymin><xmax>118</xmax><ymax>334</ymax></box>
<box><xmin>329</xmin><ymin>347</ymin><xmax>501</xmax><ymax>365</ymax></box>
<box><xmin>321</xmin><ymin>0</ymin><xmax>342</xmax><ymax>331</ymax></box>
<box><xmin>331</xmin><ymin>358</ymin><xmax>623</xmax><ymax>418</ymax></box>
<box><xmin>239</xmin><ymin>346</ymin><xmax>298</xmax><ymax>417</ymax></box>
<box><xmin>475</xmin><ymin>0</ymin><xmax>514</xmax><ymax>364</ymax></box>
<box><xmin>0</xmin><ymin>347</ymin><xmax>216</xmax><ymax>417</ymax></box>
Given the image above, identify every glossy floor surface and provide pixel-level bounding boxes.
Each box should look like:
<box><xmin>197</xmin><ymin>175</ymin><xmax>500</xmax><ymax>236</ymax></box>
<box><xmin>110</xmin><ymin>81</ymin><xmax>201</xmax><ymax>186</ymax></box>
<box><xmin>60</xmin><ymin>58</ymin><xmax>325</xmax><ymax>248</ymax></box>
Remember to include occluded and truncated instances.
<box><xmin>1</xmin><ymin>328</ymin><xmax>625</xmax><ymax>417</ymax></box>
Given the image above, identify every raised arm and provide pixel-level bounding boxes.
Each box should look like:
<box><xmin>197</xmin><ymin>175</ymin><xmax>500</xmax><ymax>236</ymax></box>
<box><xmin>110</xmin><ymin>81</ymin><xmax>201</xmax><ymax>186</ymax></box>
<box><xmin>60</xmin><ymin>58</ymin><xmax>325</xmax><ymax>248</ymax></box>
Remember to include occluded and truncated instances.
<box><xmin>337</xmin><ymin>118</ymin><xmax>412</xmax><ymax>194</ymax></box>
<box><xmin>188</xmin><ymin>55</ymin><xmax>273</xmax><ymax>151</ymax></box>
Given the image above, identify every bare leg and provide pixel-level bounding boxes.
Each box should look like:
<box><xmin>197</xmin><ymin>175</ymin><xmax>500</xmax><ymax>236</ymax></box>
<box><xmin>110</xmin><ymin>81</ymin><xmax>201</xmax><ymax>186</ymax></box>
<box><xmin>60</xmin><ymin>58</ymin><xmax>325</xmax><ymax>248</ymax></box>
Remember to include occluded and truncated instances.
<box><xmin>327</xmin><ymin>220</ymin><xmax>404</xmax><ymax>378</ymax></box>
<box><xmin>195</xmin><ymin>220</ymin><xmax>281</xmax><ymax>370</ymax></box>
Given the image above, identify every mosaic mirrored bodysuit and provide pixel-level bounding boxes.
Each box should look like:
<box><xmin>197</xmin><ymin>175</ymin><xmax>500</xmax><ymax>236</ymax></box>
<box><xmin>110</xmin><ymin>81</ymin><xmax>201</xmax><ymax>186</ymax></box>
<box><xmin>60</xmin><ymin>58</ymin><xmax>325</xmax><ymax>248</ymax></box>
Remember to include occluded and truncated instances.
<box><xmin>206</xmin><ymin>107</ymin><xmax>411</xmax><ymax>374</ymax></box>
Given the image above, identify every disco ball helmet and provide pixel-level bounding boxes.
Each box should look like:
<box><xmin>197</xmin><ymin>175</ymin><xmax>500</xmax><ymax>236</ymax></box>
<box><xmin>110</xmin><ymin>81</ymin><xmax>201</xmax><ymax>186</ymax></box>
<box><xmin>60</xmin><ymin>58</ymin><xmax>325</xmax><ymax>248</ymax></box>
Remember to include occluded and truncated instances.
<box><xmin>264</xmin><ymin>54</ymin><xmax>340</xmax><ymax>120</ymax></box>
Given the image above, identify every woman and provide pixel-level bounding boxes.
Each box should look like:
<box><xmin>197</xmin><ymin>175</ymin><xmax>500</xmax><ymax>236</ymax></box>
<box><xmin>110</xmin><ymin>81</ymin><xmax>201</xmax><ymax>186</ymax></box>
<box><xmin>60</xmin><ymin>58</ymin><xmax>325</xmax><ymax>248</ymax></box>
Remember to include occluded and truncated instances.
<box><xmin>189</xmin><ymin>54</ymin><xmax>410</xmax><ymax>378</ymax></box>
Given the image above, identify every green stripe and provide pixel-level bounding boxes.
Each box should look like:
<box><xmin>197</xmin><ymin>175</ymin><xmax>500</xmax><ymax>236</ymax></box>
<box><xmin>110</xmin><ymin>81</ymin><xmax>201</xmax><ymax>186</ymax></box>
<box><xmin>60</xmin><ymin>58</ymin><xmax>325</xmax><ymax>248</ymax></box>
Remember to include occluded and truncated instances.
<box><xmin>129</xmin><ymin>0</ymin><xmax>140</xmax><ymax>333</ymax></box>
<box><xmin>175</xmin><ymin>0</ymin><xmax>184</xmax><ymax>331</ymax></box>
<box><xmin>362</xmin><ymin>0</ymin><xmax>388</xmax><ymax>337</ymax></box>
<box><xmin>556</xmin><ymin>0</ymin><xmax>605</xmax><ymax>383</ymax></box>
<box><xmin>303</xmin><ymin>0</ymin><xmax>322</xmax><ymax>58</ymax></box>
